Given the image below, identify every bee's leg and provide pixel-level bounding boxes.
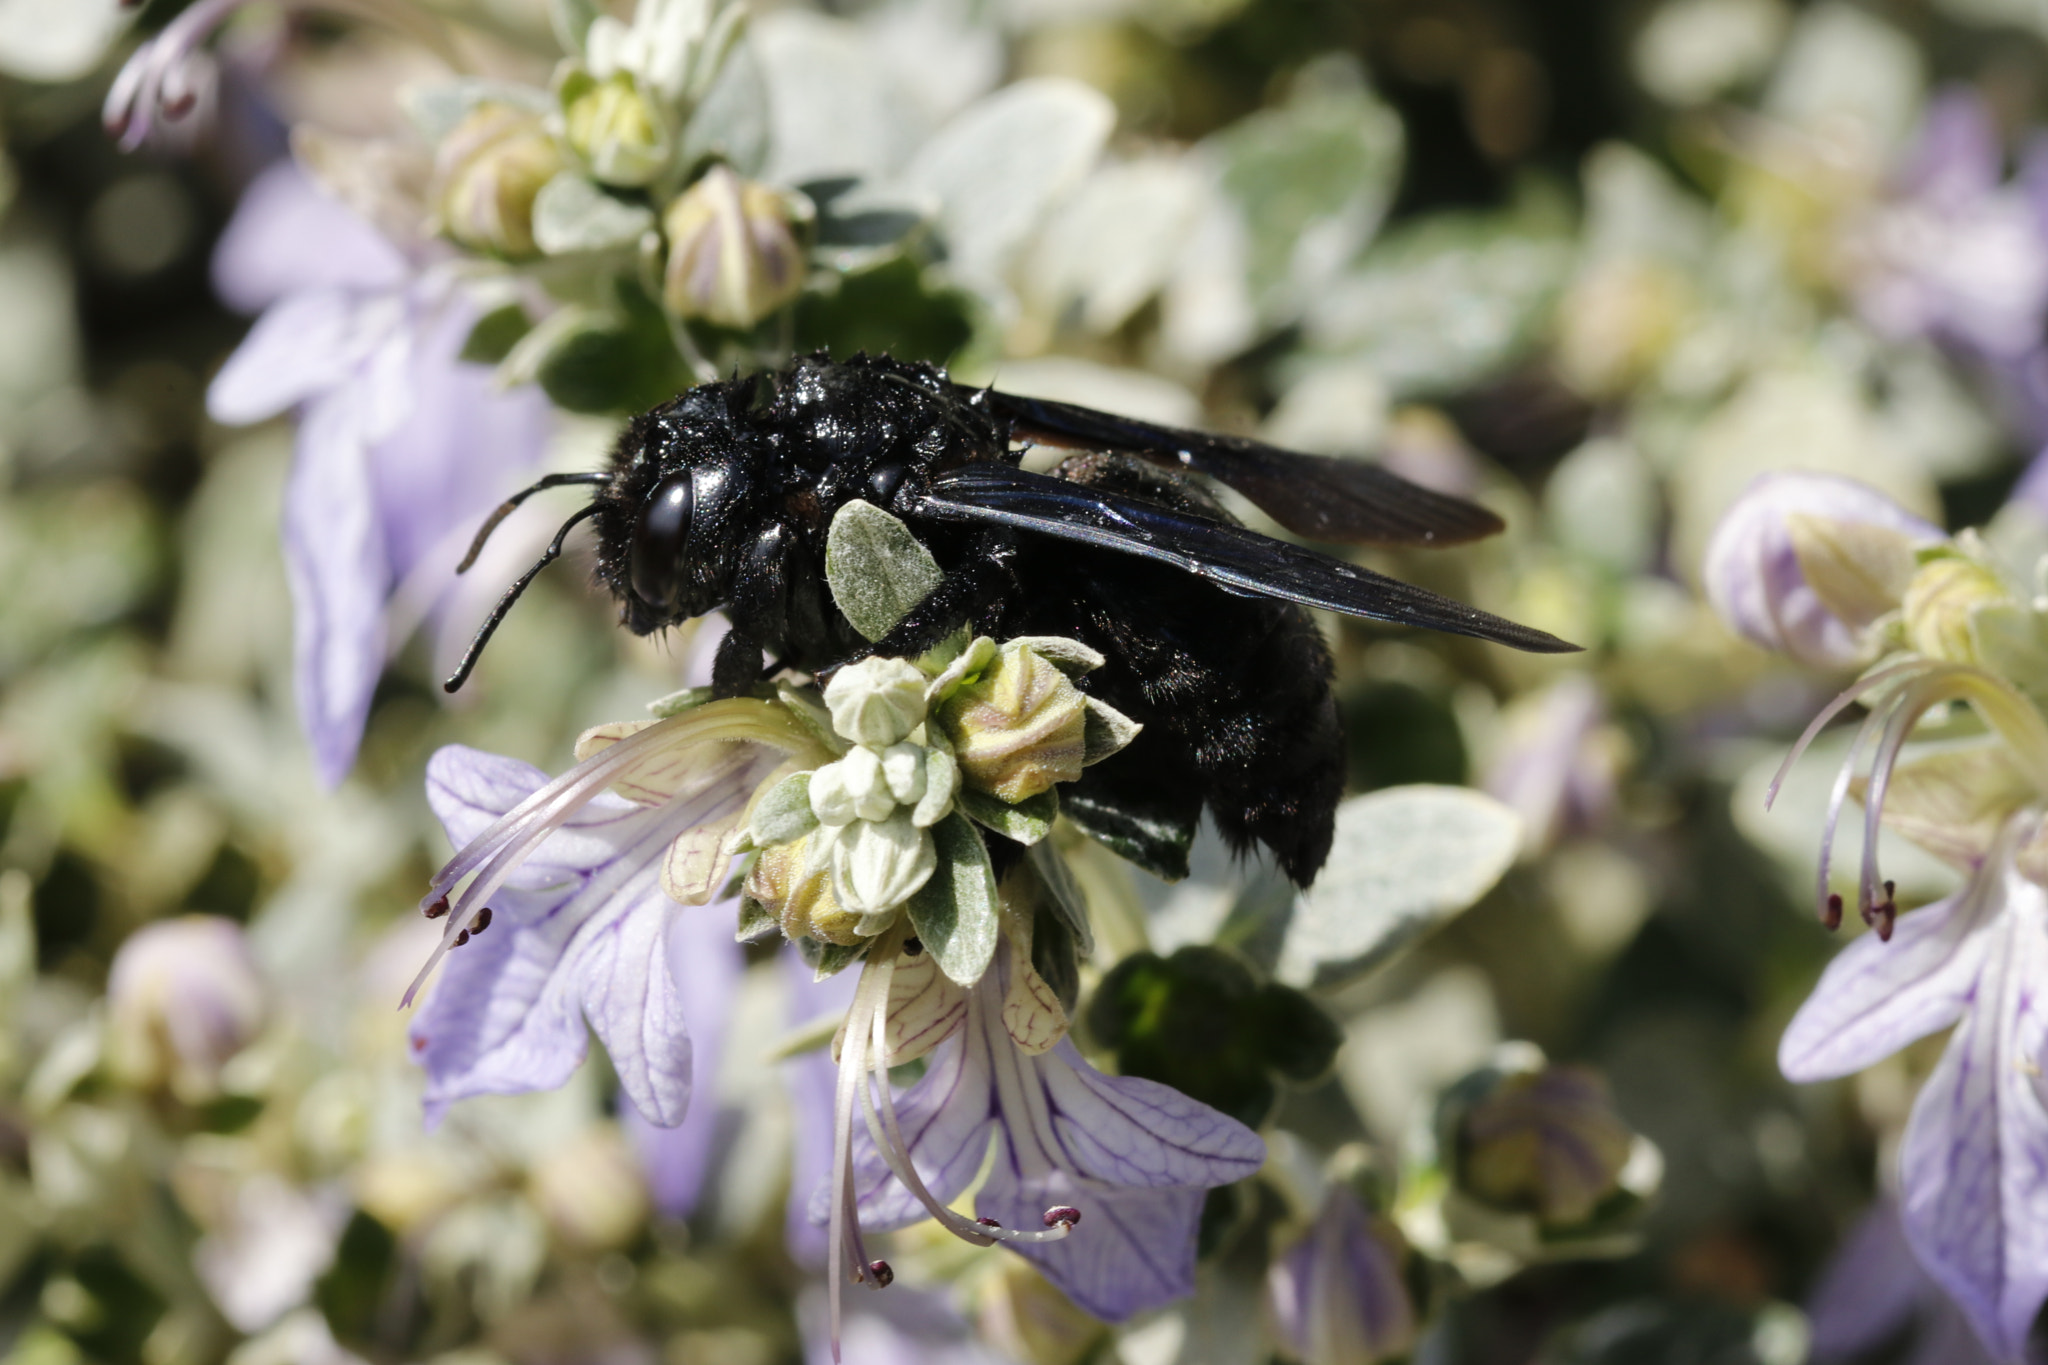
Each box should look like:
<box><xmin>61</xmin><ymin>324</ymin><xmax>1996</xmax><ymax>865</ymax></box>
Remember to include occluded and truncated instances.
<box><xmin>711</xmin><ymin>627</ymin><xmax>765</xmax><ymax>697</ymax></box>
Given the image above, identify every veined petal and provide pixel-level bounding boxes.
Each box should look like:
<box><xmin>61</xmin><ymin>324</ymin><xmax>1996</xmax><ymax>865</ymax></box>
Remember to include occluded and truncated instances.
<box><xmin>208</xmin><ymin>289</ymin><xmax>408</xmax><ymax>427</ymax></box>
<box><xmin>282</xmin><ymin>394</ymin><xmax>387</xmax><ymax>789</ymax></box>
<box><xmin>211</xmin><ymin>161</ymin><xmax>409</xmax><ymax>314</ymax></box>
<box><xmin>982</xmin><ymin>1175</ymin><xmax>1210</xmax><ymax>1321</ymax></box>
<box><xmin>1779</xmin><ymin>866</ymin><xmax>1997</xmax><ymax>1082</ymax></box>
<box><xmin>1898</xmin><ymin>869</ymin><xmax>2048</xmax><ymax>1361</ymax></box>
<box><xmin>813</xmin><ymin>1031</ymin><xmax>996</xmax><ymax>1233</ymax></box>
<box><xmin>1031</xmin><ymin>1043</ymin><xmax>1267</xmax><ymax>1189</ymax></box>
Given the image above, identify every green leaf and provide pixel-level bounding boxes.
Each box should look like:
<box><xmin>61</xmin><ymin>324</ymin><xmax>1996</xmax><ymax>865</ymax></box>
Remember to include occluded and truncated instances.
<box><xmin>1081</xmin><ymin>696</ymin><xmax>1142</xmax><ymax>765</ymax></box>
<box><xmin>1030</xmin><ymin>897</ymin><xmax>1082</xmax><ymax>1014</ymax></box>
<box><xmin>749</xmin><ymin>772</ymin><xmax>818</xmax><ymax>846</ymax></box>
<box><xmin>1027</xmin><ymin>839</ymin><xmax>1093</xmax><ymax>957</ymax></box>
<box><xmin>532</xmin><ymin>173</ymin><xmax>656</xmax><ymax>255</ymax></box>
<box><xmin>793</xmin><ymin>256</ymin><xmax>975</xmax><ymax>365</ymax></box>
<box><xmin>1207</xmin><ymin>66</ymin><xmax>1403</xmax><ymax>326</ymax></box>
<box><xmin>824</xmin><ymin>499</ymin><xmax>943</xmax><ymax>641</ymax></box>
<box><xmin>955</xmin><ymin>785</ymin><xmax>1057</xmax><ymax>845</ymax></box>
<box><xmin>521</xmin><ymin>293</ymin><xmax>692</xmax><ymax>414</ymax></box>
<box><xmin>798</xmin><ymin>934</ymin><xmax>868</xmax><ymax>979</ymax></box>
<box><xmin>1246</xmin><ymin>982</ymin><xmax>1342</xmax><ymax>1083</ymax></box>
<box><xmin>1061</xmin><ymin>781</ymin><xmax>1198</xmax><ymax>882</ymax></box>
<box><xmin>548</xmin><ymin>0</ymin><xmax>601</xmax><ymax>54</ymax></box>
<box><xmin>460</xmin><ymin>303</ymin><xmax>533</xmax><ymax>365</ymax></box>
<box><xmin>736</xmin><ymin>896</ymin><xmax>780</xmax><ymax>944</ymax></box>
<box><xmin>1276</xmin><ymin>786</ymin><xmax>1521</xmax><ymax>988</ymax></box>
<box><xmin>904</xmin><ymin>813</ymin><xmax>1000</xmax><ymax>986</ymax></box>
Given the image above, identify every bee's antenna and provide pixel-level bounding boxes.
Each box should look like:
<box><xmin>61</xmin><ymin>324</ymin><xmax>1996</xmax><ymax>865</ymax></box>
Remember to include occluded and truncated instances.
<box><xmin>456</xmin><ymin>472</ymin><xmax>610</xmax><ymax>574</ymax></box>
<box><xmin>444</xmin><ymin>504</ymin><xmax>601</xmax><ymax>693</ymax></box>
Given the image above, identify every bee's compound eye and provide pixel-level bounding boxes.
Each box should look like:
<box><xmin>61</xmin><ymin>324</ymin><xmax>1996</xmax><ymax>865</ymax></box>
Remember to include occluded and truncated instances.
<box><xmin>629</xmin><ymin>474</ymin><xmax>693</xmax><ymax>611</ymax></box>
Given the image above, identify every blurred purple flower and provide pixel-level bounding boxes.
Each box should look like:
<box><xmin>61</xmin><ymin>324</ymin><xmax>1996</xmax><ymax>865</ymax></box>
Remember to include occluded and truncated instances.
<box><xmin>816</xmin><ymin>942</ymin><xmax>1265</xmax><ymax>1322</ymax></box>
<box><xmin>1809</xmin><ymin>1199</ymin><xmax>2005</xmax><ymax>1365</ymax></box>
<box><xmin>408</xmin><ymin>739</ymin><xmax>777</xmax><ymax>1127</ymax></box>
<box><xmin>1483</xmin><ymin>675</ymin><xmax>1615</xmax><ymax>854</ymax></box>
<box><xmin>208</xmin><ymin>162</ymin><xmax>551</xmax><ymax>786</ymax></box>
<box><xmin>1781</xmin><ymin>815</ymin><xmax>2048</xmax><ymax>1361</ymax></box>
<box><xmin>1266</xmin><ymin>1185</ymin><xmax>1418</xmax><ymax>1365</ymax></box>
<box><xmin>1702</xmin><ymin>473</ymin><xmax>1939</xmax><ymax>667</ymax></box>
<box><xmin>1848</xmin><ymin>90</ymin><xmax>2048</xmax><ymax>361</ymax></box>
<box><xmin>799</xmin><ymin>1284</ymin><xmax>1014</xmax><ymax>1365</ymax></box>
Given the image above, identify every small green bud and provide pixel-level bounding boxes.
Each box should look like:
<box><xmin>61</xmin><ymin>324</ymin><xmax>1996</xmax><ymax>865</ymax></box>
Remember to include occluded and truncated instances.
<box><xmin>661</xmin><ymin>166</ymin><xmax>808</xmax><ymax>329</ymax></box>
<box><xmin>561</xmin><ymin>71</ymin><xmax>670</xmax><ymax>187</ymax></box>
<box><xmin>1904</xmin><ymin>556</ymin><xmax>2010</xmax><ymax>665</ymax></box>
<box><xmin>432</xmin><ymin>103</ymin><xmax>567</xmax><ymax>259</ymax></box>
<box><xmin>934</xmin><ymin>642</ymin><xmax>1090</xmax><ymax>803</ymax></box>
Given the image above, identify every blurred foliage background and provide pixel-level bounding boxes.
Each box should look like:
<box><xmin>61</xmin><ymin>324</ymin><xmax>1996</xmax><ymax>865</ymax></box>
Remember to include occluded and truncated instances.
<box><xmin>2</xmin><ymin>0</ymin><xmax>2045</xmax><ymax>1362</ymax></box>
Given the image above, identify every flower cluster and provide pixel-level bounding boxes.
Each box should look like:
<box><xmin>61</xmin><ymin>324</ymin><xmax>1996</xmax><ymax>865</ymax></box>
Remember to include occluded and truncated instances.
<box><xmin>1710</xmin><ymin>472</ymin><xmax>2048</xmax><ymax>1360</ymax></box>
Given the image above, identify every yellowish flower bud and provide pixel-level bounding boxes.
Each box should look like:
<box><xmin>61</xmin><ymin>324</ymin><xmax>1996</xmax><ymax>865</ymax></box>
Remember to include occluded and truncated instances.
<box><xmin>824</xmin><ymin>656</ymin><xmax>928</xmax><ymax>746</ymax></box>
<box><xmin>661</xmin><ymin>166</ymin><xmax>808</xmax><ymax>329</ymax></box>
<box><xmin>934</xmin><ymin>643</ymin><xmax>1089</xmax><ymax>803</ymax></box>
<box><xmin>560</xmin><ymin>71</ymin><xmax>669</xmax><ymax>187</ymax></box>
<box><xmin>746</xmin><ymin>834</ymin><xmax>863</xmax><ymax>945</ymax></box>
<box><xmin>433</xmin><ymin>103</ymin><xmax>566</xmax><ymax>259</ymax></box>
<box><xmin>1903</xmin><ymin>556</ymin><xmax>2010</xmax><ymax>665</ymax></box>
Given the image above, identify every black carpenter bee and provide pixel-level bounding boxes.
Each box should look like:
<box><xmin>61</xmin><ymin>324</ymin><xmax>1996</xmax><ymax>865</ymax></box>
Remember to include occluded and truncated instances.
<box><xmin>447</xmin><ymin>353</ymin><xmax>1574</xmax><ymax>886</ymax></box>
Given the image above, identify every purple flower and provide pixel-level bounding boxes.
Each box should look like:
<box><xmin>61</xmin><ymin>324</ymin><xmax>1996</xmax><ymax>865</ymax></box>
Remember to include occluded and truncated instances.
<box><xmin>406</xmin><ymin>710</ymin><xmax>802</xmax><ymax>1125</ymax></box>
<box><xmin>1702</xmin><ymin>472</ymin><xmax>1940</xmax><ymax>668</ymax></box>
<box><xmin>1482</xmin><ymin>675</ymin><xmax>1615</xmax><ymax>854</ymax></box>
<box><xmin>1846</xmin><ymin>90</ymin><xmax>2048</xmax><ymax>362</ymax></box>
<box><xmin>1809</xmin><ymin>1199</ymin><xmax>2005</xmax><ymax>1365</ymax></box>
<box><xmin>620</xmin><ymin>897</ymin><xmax>747</xmax><ymax>1217</ymax></box>
<box><xmin>1266</xmin><ymin>1186</ymin><xmax>1418</xmax><ymax>1365</ymax></box>
<box><xmin>817</xmin><ymin>937</ymin><xmax>1265</xmax><ymax>1325</ymax></box>
<box><xmin>1781</xmin><ymin>816</ymin><xmax>2048</xmax><ymax>1362</ymax></box>
<box><xmin>207</xmin><ymin>162</ymin><xmax>552</xmax><ymax>785</ymax></box>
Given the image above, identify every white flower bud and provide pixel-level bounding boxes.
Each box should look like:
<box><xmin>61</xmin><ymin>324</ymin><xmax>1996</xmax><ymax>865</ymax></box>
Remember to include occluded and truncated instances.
<box><xmin>829</xmin><ymin>813</ymin><xmax>936</xmax><ymax>915</ymax></box>
<box><xmin>106</xmin><ymin>915</ymin><xmax>267</xmax><ymax>1102</ymax></box>
<box><xmin>809</xmin><ymin>760</ymin><xmax>858</xmax><ymax>828</ymax></box>
<box><xmin>881</xmin><ymin>742</ymin><xmax>928</xmax><ymax>805</ymax></box>
<box><xmin>844</xmin><ymin>745</ymin><xmax>895</xmax><ymax>822</ymax></box>
<box><xmin>824</xmin><ymin>657</ymin><xmax>928</xmax><ymax>747</ymax></box>
<box><xmin>912</xmin><ymin>746</ymin><xmax>959</xmax><ymax>828</ymax></box>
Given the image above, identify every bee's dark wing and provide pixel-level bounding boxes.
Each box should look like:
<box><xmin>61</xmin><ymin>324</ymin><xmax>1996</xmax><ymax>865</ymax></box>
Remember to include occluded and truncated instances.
<box><xmin>913</xmin><ymin>465</ymin><xmax>1577</xmax><ymax>654</ymax></box>
<box><xmin>977</xmin><ymin>389</ymin><xmax>1504</xmax><ymax>547</ymax></box>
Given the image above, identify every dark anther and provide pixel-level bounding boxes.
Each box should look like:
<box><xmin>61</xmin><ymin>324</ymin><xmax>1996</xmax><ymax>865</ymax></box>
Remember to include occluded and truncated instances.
<box><xmin>1823</xmin><ymin>893</ymin><xmax>1843</xmax><ymax>930</ymax></box>
<box><xmin>867</xmin><ymin>1260</ymin><xmax>894</xmax><ymax>1287</ymax></box>
<box><xmin>473</xmin><ymin>907</ymin><xmax>494</xmax><ymax>934</ymax></box>
<box><xmin>454</xmin><ymin>929</ymin><xmax>471</xmax><ymax>947</ymax></box>
<box><xmin>903</xmin><ymin>937</ymin><xmax>923</xmax><ymax>957</ymax></box>
<box><xmin>425</xmin><ymin>896</ymin><xmax>450</xmax><ymax>920</ymax></box>
<box><xmin>163</xmin><ymin>91</ymin><xmax>197</xmax><ymax>117</ymax></box>
<box><xmin>977</xmin><ymin>1217</ymin><xmax>1001</xmax><ymax>1229</ymax></box>
<box><xmin>1043</xmin><ymin>1206</ymin><xmax>1081</xmax><ymax>1228</ymax></box>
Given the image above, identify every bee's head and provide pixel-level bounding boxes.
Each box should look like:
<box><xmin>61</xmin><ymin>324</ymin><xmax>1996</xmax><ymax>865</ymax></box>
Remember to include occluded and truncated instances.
<box><xmin>593</xmin><ymin>389</ymin><xmax>759</xmax><ymax>636</ymax></box>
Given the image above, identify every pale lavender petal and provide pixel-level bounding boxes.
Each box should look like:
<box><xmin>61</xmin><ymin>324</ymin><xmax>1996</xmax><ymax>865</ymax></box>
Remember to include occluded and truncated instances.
<box><xmin>1898</xmin><ymin>90</ymin><xmax>2002</xmax><ymax>212</ymax></box>
<box><xmin>212</xmin><ymin>161</ymin><xmax>408</xmax><ymax>314</ymax></box>
<box><xmin>1701</xmin><ymin>473</ymin><xmax>1940</xmax><ymax>667</ymax></box>
<box><xmin>1779</xmin><ymin>874</ymin><xmax>1992</xmax><ymax>1082</ymax></box>
<box><xmin>1898</xmin><ymin>877</ymin><xmax>2048</xmax><ymax>1361</ymax></box>
<box><xmin>367</xmin><ymin>300</ymin><xmax>552</xmax><ymax>584</ymax></box>
<box><xmin>1809</xmin><ymin>1199</ymin><xmax>2003</xmax><ymax>1365</ymax></box>
<box><xmin>281</xmin><ymin>393</ymin><xmax>387</xmax><ymax>788</ymax></box>
<box><xmin>411</xmin><ymin>780</ymin><xmax>707</xmax><ymax>1126</ymax></box>
<box><xmin>208</xmin><ymin>289</ymin><xmax>408</xmax><ymax>427</ymax></box>
<box><xmin>817</xmin><ymin>1033</ymin><xmax>996</xmax><ymax>1232</ymax></box>
<box><xmin>1036</xmin><ymin>1041</ymin><xmax>1267</xmax><ymax>1189</ymax></box>
<box><xmin>977</xmin><ymin>1172</ymin><xmax>1208</xmax><ymax>1322</ymax></box>
<box><xmin>799</xmin><ymin>1285</ymin><xmax>1012</xmax><ymax>1365</ymax></box>
<box><xmin>627</xmin><ymin>898</ymin><xmax>746</xmax><ymax>1217</ymax></box>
